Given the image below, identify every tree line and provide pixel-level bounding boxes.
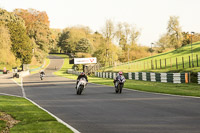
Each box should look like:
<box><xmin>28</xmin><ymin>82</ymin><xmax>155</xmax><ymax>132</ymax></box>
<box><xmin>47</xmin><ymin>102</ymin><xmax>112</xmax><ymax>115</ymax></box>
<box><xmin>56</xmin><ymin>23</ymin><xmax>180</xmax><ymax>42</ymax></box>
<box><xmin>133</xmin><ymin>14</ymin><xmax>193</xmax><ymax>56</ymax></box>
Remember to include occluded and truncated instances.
<box><xmin>1</xmin><ymin>8</ymin><xmax>200</xmax><ymax>70</ymax></box>
<box><xmin>57</xmin><ymin>20</ymin><xmax>151</xmax><ymax>68</ymax></box>
<box><xmin>155</xmin><ymin>16</ymin><xmax>200</xmax><ymax>53</ymax></box>
<box><xmin>0</xmin><ymin>8</ymin><xmax>60</xmax><ymax>68</ymax></box>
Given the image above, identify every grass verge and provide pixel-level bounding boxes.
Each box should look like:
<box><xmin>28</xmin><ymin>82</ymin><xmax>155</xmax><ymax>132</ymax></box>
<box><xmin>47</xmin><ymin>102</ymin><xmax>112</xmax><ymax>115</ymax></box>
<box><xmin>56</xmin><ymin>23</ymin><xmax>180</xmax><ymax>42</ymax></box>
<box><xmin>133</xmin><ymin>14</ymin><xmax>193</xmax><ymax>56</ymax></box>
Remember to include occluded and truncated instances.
<box><xmin>30</xmin><ymin>58</ymin><xmax>50</xmax><ymax>75</ymax></box>
<box><xmin>12</xmin><ymin>58</ymin><xmax>50</xmax><ymax>86</ymax></box>
<box><xmin>0</xmin><ymin>120</ymin><xmax>6</xmax><ymax>131</ymax></box>
<box><xmin>52</xmin><ymin>54</ymin><xmax>200</xmax><ymax>97</ymax></box>
<box><xmin>0</xmin><ymin>95</ymin><xmax>73</xmax><ymax>133</ymax></box>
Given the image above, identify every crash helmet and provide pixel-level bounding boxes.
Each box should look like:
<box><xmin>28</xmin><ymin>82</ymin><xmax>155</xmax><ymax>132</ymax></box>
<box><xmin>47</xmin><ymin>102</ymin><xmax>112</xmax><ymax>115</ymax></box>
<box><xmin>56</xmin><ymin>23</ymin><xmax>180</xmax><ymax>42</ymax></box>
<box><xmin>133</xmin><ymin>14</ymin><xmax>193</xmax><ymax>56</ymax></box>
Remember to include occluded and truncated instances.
<box><xmin>81</xmin><ymin>72</ymin><xmax>85</xmax><ymax>75</ymax></box>
<box><xmin>119</xmin><ymin>71</ymin><xmax>123</xmax><ymax>75</ymax></box>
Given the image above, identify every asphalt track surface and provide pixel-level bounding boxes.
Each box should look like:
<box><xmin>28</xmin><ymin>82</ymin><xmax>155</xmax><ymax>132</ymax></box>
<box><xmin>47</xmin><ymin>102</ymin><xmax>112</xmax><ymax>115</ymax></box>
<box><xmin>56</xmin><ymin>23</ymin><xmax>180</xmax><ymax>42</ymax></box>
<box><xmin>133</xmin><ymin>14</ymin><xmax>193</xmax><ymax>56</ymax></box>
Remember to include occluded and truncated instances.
<box><xmin>2</xmin><ymin>55</ymin><xmax>200</xmax><ymax>133</ymax></box>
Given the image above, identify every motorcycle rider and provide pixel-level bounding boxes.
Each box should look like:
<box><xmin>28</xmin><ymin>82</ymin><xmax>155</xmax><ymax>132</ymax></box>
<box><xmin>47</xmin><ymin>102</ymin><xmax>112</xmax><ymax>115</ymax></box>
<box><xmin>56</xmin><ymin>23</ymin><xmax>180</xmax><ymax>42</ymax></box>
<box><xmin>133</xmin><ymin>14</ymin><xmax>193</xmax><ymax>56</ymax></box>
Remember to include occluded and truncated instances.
<box><xmin>113</xmin><ymin>72</ymin><xmax>126</xmax><ymax>88</ymax></box>
<box><xmin>40</xmin><ymin>69</ymin><xmax>45</xmax><ymax>76</ymax></box>
<box><xmin>75</xmin><ymin>72</ymin><xmax>88</xmax><ymax>88</ymax></box>
<box><xmin>40</xmin><ymin>70</ymin><xmax>45</xmax><ymax>80</ymax></box>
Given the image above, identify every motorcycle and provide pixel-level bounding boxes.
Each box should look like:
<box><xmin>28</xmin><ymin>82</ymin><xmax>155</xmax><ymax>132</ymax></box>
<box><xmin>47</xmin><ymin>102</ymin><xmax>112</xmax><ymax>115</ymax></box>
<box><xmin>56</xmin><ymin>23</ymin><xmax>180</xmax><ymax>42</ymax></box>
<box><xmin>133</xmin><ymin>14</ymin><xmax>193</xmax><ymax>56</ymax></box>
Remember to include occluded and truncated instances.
<box><xmin>76</xmin><ymin>77</ymin><xmax>87</xmax><ymax>95</ymax></box>
<box><xmin>40</xmin><ymin>73</ymin><xmax>45</xmax><ymax>80</ymax></box>
<box><xmin>114</xmin><ymin>77</ymin><xmax>125</xmax><ymax>93</ymax></box>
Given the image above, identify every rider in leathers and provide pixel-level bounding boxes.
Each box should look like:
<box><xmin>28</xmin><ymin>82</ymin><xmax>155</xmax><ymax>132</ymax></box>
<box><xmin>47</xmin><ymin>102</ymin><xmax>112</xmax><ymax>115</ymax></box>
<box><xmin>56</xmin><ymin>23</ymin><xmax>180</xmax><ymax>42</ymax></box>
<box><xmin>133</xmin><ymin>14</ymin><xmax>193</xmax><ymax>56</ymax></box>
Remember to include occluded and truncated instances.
<box><xmin>113</xmin><ymin>72</ymin><xmax>126</xmax><ymax>88</ymax></box>
<box><xmin>75</xmin><ymin>72</ymin><xmax>88</xmax><ymax>88</ymax></box>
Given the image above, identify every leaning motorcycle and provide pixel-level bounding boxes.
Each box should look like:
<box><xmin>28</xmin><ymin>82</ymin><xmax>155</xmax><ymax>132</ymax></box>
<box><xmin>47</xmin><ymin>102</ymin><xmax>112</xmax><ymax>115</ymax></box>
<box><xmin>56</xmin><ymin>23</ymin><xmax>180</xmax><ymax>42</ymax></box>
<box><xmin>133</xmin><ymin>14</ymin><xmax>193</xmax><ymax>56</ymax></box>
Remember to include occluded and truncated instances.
<box><xmin>115</xmin><ymin>77</ymin><xmax>125</xmax><ymax>93</ymax></box>
<box><xmin>76</xmin><ymin>77</ymin><xmax>87</xmax><ymax>95</ymax></box>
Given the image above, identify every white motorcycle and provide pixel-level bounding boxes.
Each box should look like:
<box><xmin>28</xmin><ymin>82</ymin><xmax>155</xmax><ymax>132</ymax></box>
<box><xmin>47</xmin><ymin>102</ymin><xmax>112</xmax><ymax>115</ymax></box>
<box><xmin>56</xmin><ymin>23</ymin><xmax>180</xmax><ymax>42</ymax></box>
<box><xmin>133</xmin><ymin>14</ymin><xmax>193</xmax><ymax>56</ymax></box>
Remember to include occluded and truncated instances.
<box><xmin>76</xmin><ymin>77</ymin><xmax>87</xmax><ymax>95</ymax></box>
<box><xmin>40</xmin><ymin>73</ymin><xmax>45</xmax><ymax>80</ymax></box>
<box><xmin>115</xmin><ymin>77</ymin><xmax>125</xmax><ymax>94</ymax></box>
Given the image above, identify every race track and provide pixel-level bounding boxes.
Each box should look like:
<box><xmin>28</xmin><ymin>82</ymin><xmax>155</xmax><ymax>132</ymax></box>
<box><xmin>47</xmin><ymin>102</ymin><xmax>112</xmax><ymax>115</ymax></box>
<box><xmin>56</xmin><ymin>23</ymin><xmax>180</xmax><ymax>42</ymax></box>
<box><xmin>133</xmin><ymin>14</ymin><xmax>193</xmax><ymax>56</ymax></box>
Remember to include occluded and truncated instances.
<box><xmin>22</xmin><ymin>55</ymin><xmax>200</xmax><ymax>133</ymax></box>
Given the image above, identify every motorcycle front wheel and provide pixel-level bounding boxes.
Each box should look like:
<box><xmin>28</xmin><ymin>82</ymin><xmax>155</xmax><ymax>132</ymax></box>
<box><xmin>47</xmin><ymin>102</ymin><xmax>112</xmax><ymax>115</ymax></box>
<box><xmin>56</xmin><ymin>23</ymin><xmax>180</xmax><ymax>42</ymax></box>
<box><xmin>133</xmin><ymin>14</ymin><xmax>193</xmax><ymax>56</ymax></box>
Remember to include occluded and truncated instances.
<box><xmin>115</xmin><ymin>88</ymin><xmax>119</xmax><ymax>93</ymax></box>
<box><xmin>119</xmin><ymin>84</ymin><xmax>123</xmax><ymax>93</ymax></box>
<box><xmin>77</xmin><ymin>85</ymin><xmax>83</xmax><ymax>95</ymax></box>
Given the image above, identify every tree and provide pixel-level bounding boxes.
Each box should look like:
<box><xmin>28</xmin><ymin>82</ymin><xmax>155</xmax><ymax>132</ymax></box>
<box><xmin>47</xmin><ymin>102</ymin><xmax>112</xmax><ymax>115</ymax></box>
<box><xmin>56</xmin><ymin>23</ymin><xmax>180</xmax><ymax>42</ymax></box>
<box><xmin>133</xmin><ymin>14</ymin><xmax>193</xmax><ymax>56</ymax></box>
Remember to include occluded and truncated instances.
<box><xmin>58</xmin><ymin>26</ymin><xmax>92</xmax><ymax>54</ymax></box>
<box><xmin>7</xmin><ymin>21</ymin><xmax>33</xmax><ymax>64</ymax></box>
<box><xmin>115</xmin><ymin>22</ymin><xmax>140</xmax><ymax>62</ymax></box>
<box><xmin>14</xmin><ymin>8</ymin><xmax>51</xmax><ymax>62</ymax></box>
<box><xmin>0</xmin><ymin>22</ymin><xmax>17</xmax><ymax>66</ymax></box>
<box><xmin>167</xmin><ymin>16</ymin><xmax>183</xmax><ymax>49</ymax></box>
<box><xmin>101</xmin><ymin>19</ymin><xmax>116</xmax><ymax>65</ymax></box>
<box><xmin>0</xmin><ymin>8</ymin><xmax>25</xmax><ymax>28</ymax></box>
<box><xmin>155</xmin><ymin>33</ymin><xmax>170</xmax><ymax>52</ymax></box>
<box><xmin>58</xmin><ymin>30</ymin><xmax>70</xmax><ymax>53</ymax></box>
<box><xmin>181</xmin><ymin>32</ymin><xmax>190</xmax><ymax>46</ymax></box>
<box><xmin>0</xmin><ymin>8</ymin><xmax>32</xmax><ymax>65</ymax></box>
<box><xmin>76</xmin><ymin>38</ymin><xmax>91</xmax><ymax>53</ymax></box>
<box><xmin>102</xmin><ymin>19</ymin><xmax>115</xmax><ymax>44</ymax></box>
<box><xmin>130</xmin><ymin>26</ymin><xmax>140</xmax><ymax>46</ymax></box>
<box><xmin>49</xmin><ymin>28</ymin><xmax>62</xmax><ymax>53</ymax></box>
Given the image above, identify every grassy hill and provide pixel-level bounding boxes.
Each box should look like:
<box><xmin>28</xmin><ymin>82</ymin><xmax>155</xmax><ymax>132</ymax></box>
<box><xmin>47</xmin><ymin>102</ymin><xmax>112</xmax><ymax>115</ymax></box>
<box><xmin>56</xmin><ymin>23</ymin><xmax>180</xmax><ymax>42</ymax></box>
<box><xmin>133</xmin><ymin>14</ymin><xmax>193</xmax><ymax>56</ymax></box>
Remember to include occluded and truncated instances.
<box><xmin>103</xmin><ymin>41</ymin><xmax>200</xmax><ymax>73</ymax></box>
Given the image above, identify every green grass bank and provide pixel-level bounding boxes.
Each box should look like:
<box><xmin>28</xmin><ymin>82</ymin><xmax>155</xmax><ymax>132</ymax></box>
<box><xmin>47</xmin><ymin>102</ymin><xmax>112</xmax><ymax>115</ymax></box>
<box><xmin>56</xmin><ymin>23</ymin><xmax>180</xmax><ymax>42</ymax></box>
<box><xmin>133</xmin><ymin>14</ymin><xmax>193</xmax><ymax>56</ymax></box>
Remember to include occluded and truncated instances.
<box><xmin>0</xmin><ymin>95</ymin><xmax>73</xmax><ymax>133</ymax></box>
<box><xmin>52</xmin><ymin>54</ymin><xmax>200</xmax><ymax>97</ymax></box>
<box><xmin>103</xmin><ymin>41</ymin><xmax>200</xmax><ymax>73</ymax></box>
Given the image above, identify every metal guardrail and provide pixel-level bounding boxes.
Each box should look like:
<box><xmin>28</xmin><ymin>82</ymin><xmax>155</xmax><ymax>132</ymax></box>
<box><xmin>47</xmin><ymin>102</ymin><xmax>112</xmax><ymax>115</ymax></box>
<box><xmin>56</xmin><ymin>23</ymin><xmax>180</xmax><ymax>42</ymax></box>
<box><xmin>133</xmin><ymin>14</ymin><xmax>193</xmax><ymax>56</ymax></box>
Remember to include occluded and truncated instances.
<box><xmin>95</xmin><ymin>72</ymin><xmax>189</xmax><ymax>84</ymax></box>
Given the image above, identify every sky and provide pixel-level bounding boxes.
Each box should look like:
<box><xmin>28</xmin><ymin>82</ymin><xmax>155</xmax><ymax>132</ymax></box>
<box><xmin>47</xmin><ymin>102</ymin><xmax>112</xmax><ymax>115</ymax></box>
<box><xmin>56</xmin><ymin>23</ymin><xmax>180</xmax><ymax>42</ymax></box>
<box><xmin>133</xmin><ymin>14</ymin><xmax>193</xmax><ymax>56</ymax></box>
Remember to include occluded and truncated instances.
<box><xmin>0</xmin><ymin>0</ymin><xmax>200</xmax><ymax>47</ymax></box>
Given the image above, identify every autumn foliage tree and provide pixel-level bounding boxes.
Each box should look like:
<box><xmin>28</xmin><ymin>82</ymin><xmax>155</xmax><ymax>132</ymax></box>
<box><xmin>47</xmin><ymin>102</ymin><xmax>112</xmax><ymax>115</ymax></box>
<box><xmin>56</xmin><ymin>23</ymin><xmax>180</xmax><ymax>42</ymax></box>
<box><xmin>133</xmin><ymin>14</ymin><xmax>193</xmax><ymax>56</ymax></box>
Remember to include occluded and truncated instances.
<box><xmin>0</xmin><ymin>8</ymin><xmax>32</xmax><ymax>66</ymax></box>
<box><xmin>0</xmin><ymin>22</ymin><xmax>17</xmax><ymax>66</ymax></box>
<box><xmin>14</xmin><ymin>8</ymin><xmax>51</xmax><ymax>63</ymax></box>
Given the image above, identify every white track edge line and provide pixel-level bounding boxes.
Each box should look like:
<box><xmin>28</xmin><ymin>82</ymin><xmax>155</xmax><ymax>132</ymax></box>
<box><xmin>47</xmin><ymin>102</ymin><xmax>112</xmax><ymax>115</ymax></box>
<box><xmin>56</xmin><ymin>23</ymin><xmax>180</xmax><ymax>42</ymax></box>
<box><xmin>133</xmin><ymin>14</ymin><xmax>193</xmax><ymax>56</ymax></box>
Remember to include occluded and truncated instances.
<box><xmin>12</xmin><ymin>78</ymin><xmax>21</xmax><ymax>87</ymax></box>
<box><xmin>0</xmin><ymin>93</ymin><xmax>23</xmax><ymax>98</ymax></box>
<box><xmin>21</xmin><ymin>78</ymin><xmax>26</xmax><ymax>97</ymax></box>
<box><xmin>11</xmin><ymin>74</ymin><xmax>81</xmax><ymax>133</ymax></box>
<box><xmin>25</xmin><ymin>97</ymin><xmax>81</xmax><ymax>133</ymax></box>
<box><xmin>89</xmin><ymin>82</ymin><xmax>200</xmax><ymax>99</ymax></box>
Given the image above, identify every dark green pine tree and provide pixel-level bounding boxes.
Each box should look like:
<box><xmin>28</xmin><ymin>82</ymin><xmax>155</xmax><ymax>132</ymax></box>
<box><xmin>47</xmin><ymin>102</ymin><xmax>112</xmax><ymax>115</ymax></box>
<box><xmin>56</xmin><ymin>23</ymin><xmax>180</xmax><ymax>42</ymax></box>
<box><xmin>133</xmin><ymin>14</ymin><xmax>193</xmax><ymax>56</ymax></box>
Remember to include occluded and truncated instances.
<box><xmin>7</xmin><ymin>22</ymin><xmax>33</xmax><ymax>64</ymax></box>
<box><xmin>76</xmin><ymin>38</ymin><xmax>91</xmax><ymax>53</ymax></box>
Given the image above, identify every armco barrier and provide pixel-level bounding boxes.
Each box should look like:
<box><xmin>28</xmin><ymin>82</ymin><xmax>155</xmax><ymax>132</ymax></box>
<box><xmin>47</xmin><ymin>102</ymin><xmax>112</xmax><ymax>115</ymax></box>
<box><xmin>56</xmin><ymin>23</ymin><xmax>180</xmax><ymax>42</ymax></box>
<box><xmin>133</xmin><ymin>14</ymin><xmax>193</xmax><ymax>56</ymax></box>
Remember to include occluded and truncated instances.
<box><xmin>93</xmin><ymin>72</ymin><xmax>190</xmax><ymax>84</ymax></box>
<box><xmin>69</xmin><ymin>70</ymin><xmax>191</xmax><ymax>84</ymax></box>
<box><xmin>128</xmin><ymin>72</ymin><xmax>132</xmax><ymax>79</ymax></box>
<box><xmin>132</xmin><ymin>72</ymin><xmax>135</xmax><ymax>80</ymax></box>
<box><xmin>161</xmin><ymin>73</ymin><xmax>167</xmax><ymax>83</ymax></box>
<box><xmin>147</xmin><ymin>72</ymin><xmax>151</xmax><ymax>81</ymax></box>
<box><xmin>150</xmin><ymin>73</ymin><xmax>156</xmax><ymax>82</ymax></box>
<box><xmin>135</xmin><ymin>72</ymin><xmax>139</xmax><ymax>80</ymax></box>
<box><xmin>142</xmin><ymin>72</ymin><xmax>147</xmax><ymax>81</ymax></box>
<box><xmin>198</xmin><ymin>72</ymin><xmax>200</xmax><ymax>84</ymax></box>
<box><xmin>173</xmin><ymin>73</ymin><xmax>181</xmax><ymax>83</ymax></box>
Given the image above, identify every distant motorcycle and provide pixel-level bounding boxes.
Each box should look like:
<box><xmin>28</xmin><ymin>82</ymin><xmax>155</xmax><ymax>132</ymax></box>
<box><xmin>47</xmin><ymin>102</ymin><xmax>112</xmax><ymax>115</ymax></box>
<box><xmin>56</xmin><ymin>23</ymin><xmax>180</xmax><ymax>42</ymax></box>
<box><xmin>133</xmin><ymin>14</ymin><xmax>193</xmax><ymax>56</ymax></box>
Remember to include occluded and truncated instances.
<box><xmin>76</xmin><ymin>77</ymin><xmax>87</xmax><ymax>95</ymax></box>
<box><xmin>115</xmin><ymin>77</ymin><xmax>125</xmax><ymax>93</ymax></box>
<box><xmin>40</xmin><ymin>73</ymin><xmax>45</xmax><ymax>80</ymax></box>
